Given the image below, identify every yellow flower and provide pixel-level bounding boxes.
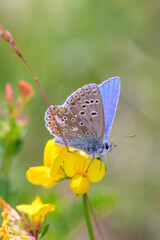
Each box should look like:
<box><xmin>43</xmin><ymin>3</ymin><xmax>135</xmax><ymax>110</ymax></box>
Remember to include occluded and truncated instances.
<box><xmin>27</xmin><ymin>139</ymin><xmax>105</xmax><ymax>196</ymax></box>
<box><xmin>26</xmin><ymin>140</ymin><xmax>67</xmax><ymax>188</ymax></box>
<box><xmin>63</xmin><ymin>151</ymin><xmax>105</xmax><ymax>195</ymax></box>
<box><xmin>0</xmin><ymin>211</ymin><xmax>10</xmax><ymax>240</ymax></box>
<box><xmin>0</xmin><ymin>197</ymin><xmax>55</xmax><ymax>239</ymax></box>
<box><xmin>16</xmin><ymin>196</ymin><xmax>55</xmax><ymax>224</ymax></box>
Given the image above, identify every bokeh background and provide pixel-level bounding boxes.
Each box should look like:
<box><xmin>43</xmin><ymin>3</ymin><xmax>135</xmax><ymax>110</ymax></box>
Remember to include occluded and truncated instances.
<box><xmin>0</xmin><ymin>0</ymin><xmax>160</xmax><ymax>239</ymax></box>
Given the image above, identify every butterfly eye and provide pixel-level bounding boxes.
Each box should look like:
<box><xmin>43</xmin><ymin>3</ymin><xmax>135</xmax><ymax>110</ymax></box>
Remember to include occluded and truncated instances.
<box><xmin>105</xmin><ymin>143</ymin><xmax>109</xmax><ymax>150</ymax></box>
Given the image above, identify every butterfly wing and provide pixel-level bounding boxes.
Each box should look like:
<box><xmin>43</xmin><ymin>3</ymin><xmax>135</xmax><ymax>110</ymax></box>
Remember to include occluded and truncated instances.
<box><xmin>98</xmin><ymin>77</ymin><xmax>120</xmax><ymax>142</ymax></box>
<box><xmin>45</xmin><ymin>78</ymin><xmax>120</xmax><ymax>154</ymax></box>
<box><xmin>45</xmin><ymin>105</ymin><xmax>96</xmax><ymax>150</ymax></box>
<box><xmin>64</xmin><ymin>83</ymin><xmax>105</xmax><ymax>143</ymax></box>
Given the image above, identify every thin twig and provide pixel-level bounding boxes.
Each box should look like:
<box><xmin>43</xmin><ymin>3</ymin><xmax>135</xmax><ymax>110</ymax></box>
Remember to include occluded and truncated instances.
<box><xmin>0</xmin><ymin>24</ymin><xmax>69</xmax><ymax>151</ymax></box>
<box><xmin>86</xmin><ymin>194</ymin><xmax>104</xmax><ymax>240</ymax></box>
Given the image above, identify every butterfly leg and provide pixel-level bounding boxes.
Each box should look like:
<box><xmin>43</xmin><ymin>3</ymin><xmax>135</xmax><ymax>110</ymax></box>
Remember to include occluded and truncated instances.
<box><xmin>86</xmin><ymin>154</ymin><xmax>95</xmax><ymax>173</ymax></box>
<box><xmin>103</xmin><ymin>155</ymin><xmax>107</xmax><ymax>171</ymax></box>
<box><xmin>100</xmin><ymin>154</ymin><xmax>107</xmax><ymax>171</ymax></box>
<box><xmin>68</xmin><ymin>150</ymin><xmax>79</xmax><ymax>153</ymax></box>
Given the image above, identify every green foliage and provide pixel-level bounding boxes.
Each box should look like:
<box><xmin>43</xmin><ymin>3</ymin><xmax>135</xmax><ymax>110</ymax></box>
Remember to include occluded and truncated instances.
<box><xmin>0</xmin><ymin>0</ymin><xmax>160</xmax><ymax>239</ymax></box>
<box><xmin>0</xmin><ymin>176</ymin><xmax>10</xmax><ymax>199</ymax></box>
<box><xmin>38</xmin><ymin>216</ymin><xmax>49</xmax><ymax>239</ymax></box>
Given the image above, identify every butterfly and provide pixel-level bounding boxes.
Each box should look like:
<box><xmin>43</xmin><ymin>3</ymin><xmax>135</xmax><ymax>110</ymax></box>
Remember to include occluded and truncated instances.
<box><xmin>45</xmin><ymin>77</ymin><xmax>120</xmax><ymax>160</ymax></box>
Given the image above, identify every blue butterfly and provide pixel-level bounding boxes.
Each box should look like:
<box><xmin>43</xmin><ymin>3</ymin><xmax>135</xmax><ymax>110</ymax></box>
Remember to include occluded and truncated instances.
<box><xmin>45</xmin><ymin>77</ymin><xmax>120</xmax><ymax>160</ymax></box>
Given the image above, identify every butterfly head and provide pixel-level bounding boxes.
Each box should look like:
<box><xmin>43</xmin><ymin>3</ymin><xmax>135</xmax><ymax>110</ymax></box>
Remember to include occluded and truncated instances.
<box><xmin>85</xmin><ymin>141</ymin><xmax>113</xmax><ymax>159</ymax></box>
<box><xmin>104</xmin><ymin>142</ymin><xmax>113</xmax><ymax>152</ymax></box>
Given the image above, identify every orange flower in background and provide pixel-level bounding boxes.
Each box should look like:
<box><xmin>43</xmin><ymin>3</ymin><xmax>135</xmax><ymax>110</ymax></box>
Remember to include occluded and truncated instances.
<box><xmin>18</xmin><ymin>80</ymin><xmax>34</xmax><ymax>99</ymax></box>
<box><xmin>0</xmin><ymin>81</ymin><xmax>35</xmax><ymax>177</ymax></box>
<box><xmin>5</xmin><ymin>83</ymin><xmax>13</xmax><ymax>104</ymax></box>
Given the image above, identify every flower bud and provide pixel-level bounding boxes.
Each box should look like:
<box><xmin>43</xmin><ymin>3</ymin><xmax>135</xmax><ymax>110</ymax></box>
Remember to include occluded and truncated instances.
<box><xmin>18</xmin><ymin>81</ymin><xmax>34</xmax><ymax>99</ymax></box>
<box><xmin>5</xmin><ymin>83</ymin><xmax>14</xmax><ymax>104</ymax></box>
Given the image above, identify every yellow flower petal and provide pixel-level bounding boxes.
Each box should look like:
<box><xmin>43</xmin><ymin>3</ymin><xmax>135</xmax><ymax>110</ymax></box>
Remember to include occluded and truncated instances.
<box><xmin>70</xmin><ymin>174</ymin><xmax>90</xmax><ymax>195</ymax></box>
<box><xmin>50</xmin><ymin>154</ymin><xmax>64</xmax><ymax>177</ymax></box>
<box><xmin>87</xmin><ymin>160</ymin><xmax>105</xmax><ymax>183</ymax></box>
<box><xmin>26</xmin><ymin>166</ymin><xmax>56</xmax><ymax>188</ymax></box>
<box><xmin>17</xmin><ymin>196</ymin><xmax>55</xmax><ymax>223</ymax></box>
<box><xmin>64</xmin><ymin>151</ymin><xmax>91</xmax><ymax>177</ymax></box>
<box><xmin>44</xmin><ymin>140</ymin><xmax>69</xmax><ymax>176</ymax></box>
<box><xmin>44</xmin><ymin>140</ymin><xmax>65</xmax><ymax>167</ymax></box>
<box><xmin>0</xmin><ymin>212</ymin><xmax>10</xmax><ymax>240</ymax></box>
<box><xmin>17</xmin><ymin>196</ymin><xmax>55</xmax><ymax>216</ymax></box>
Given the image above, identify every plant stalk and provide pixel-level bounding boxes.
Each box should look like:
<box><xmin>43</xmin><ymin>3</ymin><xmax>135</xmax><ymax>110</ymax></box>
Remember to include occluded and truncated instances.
<box><xmin>82</xmin><ymin>193</ymin><xmax>95</xmax><ymax>240</ymax></box>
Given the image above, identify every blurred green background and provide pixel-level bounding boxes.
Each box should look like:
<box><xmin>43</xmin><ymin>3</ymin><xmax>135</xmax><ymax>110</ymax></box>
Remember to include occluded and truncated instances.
<box><xmin>0</xmin><ymin>0</ymin><xmax>160</xmax><ymax>239</ymax></box>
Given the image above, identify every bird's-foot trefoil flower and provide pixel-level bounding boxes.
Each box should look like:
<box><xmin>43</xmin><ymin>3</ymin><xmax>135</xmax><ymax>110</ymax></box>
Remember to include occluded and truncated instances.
<box><xmin>27</xmin><ymin>139</ymin><xmax>105</xmax><ymax>196</ymax></box>
<box><xmin>0</xmin><ymin>196</ymin><xmax>55</xmax><ymax>240</ymax></box>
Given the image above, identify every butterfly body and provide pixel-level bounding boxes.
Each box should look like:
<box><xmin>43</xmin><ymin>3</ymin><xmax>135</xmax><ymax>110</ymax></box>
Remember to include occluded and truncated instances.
<box><xmin>45</xmin><ymin>77</ymin><xmax>120</xmax><ymax>159</ymax></box>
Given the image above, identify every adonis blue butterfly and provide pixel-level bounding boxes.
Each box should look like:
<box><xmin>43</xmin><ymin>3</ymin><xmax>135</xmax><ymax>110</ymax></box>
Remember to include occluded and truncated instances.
<box><xmin>45</xmin><ymin>77</ymin><xmax>120</xmax><ymax>160</ymax></box>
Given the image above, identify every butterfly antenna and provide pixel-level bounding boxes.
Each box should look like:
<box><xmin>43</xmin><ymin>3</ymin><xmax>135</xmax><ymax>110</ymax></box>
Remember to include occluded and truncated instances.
<box><xmin>0</xmin><ymin>24</ymin><xmax>69</xmax><ymax>151</ymax></box>
<box><xmin>110</xmin><ymin>134</ymin><xmax>136</xmax><ymax>142</ymax></box>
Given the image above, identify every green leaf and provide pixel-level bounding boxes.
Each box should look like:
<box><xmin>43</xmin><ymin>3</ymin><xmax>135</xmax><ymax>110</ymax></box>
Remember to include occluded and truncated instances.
<box><xmin>38</xmin><ymin>216</ymin><xmax>49</xmax><ymax>239</ymax></box>
<box><xmin>41</xmin><ymin>224</ymin><xmax>49</xmax><ymax>238</ymax></box>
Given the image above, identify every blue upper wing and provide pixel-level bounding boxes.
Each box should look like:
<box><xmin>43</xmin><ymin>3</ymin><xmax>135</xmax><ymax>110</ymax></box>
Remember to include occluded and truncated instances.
<box><xmin>98</xmin><ymin>77</ymin><xmax>120</xmax><ymax>141</ymax></box>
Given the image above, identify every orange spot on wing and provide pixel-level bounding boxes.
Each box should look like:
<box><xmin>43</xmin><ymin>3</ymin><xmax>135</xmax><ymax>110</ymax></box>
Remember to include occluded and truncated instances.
<box><xmin>54</xmin><ymin>108</ymin><xmax>59</xmax><ymax>113</ymax></box>
<box><xmin>53</xmin><ymin>130</ymin><xmax>58</xmax><ymax>135</ymax></box>
<box><xmin>70</xmin><ymin>111</ymin><xmax>76</xmax><ymax>115</ymax></box>
<box><xmin>61</xmin><ymin>108</ymin><xmax>67</xmax><ymax>113</ymax></box>
<box><xmin>50</xmin><ymin>122</ymin><xmax>55</xmax><ymax>126</ymax></box>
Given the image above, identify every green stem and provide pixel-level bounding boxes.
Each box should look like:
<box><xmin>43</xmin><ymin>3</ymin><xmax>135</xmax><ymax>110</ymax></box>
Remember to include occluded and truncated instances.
<box><xmin>1</xmin><ymin>154</ymin><xmax>12</xmax><ymax>176</ymax></box>
<box><xmin>82</xmin><ymin>193</ymin><xmax>95</xmax><ymax>240</ymax></box>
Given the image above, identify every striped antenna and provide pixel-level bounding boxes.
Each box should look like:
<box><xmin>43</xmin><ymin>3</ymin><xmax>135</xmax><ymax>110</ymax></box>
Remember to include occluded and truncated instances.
<box><xmin>0</xmin><ymin>24</ymin><xmax>69</xmax><ymax>151</ymax></box>
<box><xmin>110</xmin><ymin>134</ymin><xmax>136</xmax><ymax>142</ymax></box>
